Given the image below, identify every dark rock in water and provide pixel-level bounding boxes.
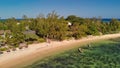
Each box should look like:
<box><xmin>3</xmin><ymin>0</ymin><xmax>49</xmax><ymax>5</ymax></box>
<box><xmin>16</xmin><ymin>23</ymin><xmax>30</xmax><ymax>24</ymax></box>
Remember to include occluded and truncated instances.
<box><xmin>7</xmin><ymin>50</ymin><xmax>10</xmax><ymax>52</ymax></box>
<box><xmin>25</xmin><ymin>45</ymin><xmax>28</xmax><ymax>48</ymax></box>
<box><xmin>0</xmin><ymin>51</ymin><xmax>3</xmax><ymax>54</ymax></box>
<box><xmin>88</xmin><ymin>44</ymin><xmax>91</xmax><ymax>47</ymax></box>
<box><xmin>19</xmin><ymin>47</ymin><xmax>23</xmax><ymax>49</ymax></box>
<box><xmin>78</xmin><ymin>48</ymin><xmax>83</xmax><ymax>53</ymax></box>
<box><xmin>12</xmin><ymin>48</ymin><xmax>16</xmax><ymax>51</ymax></box>
<box><xmin>19</xmin><ymin>43</ymin><xmax>28</xmax><ymax>48</ymax></box>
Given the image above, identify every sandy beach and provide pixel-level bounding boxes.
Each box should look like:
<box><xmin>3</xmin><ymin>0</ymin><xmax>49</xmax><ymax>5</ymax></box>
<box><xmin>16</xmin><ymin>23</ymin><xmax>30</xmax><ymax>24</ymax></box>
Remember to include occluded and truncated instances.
<box><xmin>0</xmin><ymin>33</ymin><xmax>120</xmax><ymax>68</ymax></box>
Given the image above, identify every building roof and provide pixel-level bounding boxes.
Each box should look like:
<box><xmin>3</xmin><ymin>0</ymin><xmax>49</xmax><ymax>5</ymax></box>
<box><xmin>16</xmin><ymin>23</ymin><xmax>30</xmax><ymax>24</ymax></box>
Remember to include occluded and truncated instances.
<box><xmin>23</xmin><ymin>30</ymin><xmax>36</xmax><ymax>35</ymax></box>
<box><xmin>0</xmin><ymin>30</ymin><xmax>11</xmax><ymax>35</ymax></box>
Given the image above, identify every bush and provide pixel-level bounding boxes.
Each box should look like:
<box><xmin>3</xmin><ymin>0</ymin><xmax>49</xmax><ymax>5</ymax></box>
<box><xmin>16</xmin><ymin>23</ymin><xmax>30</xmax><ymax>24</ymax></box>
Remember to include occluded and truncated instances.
<box><xmin>27</xmin><ymin>41</ymin><xmax>34</xmax><ymax>45</ymax></box>
<box><xmin>37</xmin><ymin>38</ymin><xmax>46</xmax><ymax>43</ymax></box>
<box><xmin>0</xmin><ymin>48</ymin><xmax>8</xmax><ymax>51</ymax></box>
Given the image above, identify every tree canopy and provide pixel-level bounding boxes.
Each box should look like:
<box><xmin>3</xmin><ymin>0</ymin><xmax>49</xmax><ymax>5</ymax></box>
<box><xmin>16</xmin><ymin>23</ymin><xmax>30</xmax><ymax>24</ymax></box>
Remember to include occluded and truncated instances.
<box><xmin>0</xmin><ymin>12</ymin><xmax>120</xmax><ymax>49</ymax></box>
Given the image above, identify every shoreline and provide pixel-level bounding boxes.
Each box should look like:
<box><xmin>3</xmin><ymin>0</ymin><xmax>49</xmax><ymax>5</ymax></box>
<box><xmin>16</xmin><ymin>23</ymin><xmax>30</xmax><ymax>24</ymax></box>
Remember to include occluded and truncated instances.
<box><xmin>0</xmin><ymin>33</ymin><xmax>120</xmax><ymax>68</ymax></box>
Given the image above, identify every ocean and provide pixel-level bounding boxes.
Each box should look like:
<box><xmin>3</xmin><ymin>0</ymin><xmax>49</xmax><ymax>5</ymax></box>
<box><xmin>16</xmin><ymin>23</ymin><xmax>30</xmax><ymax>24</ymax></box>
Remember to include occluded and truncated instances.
<box><xmin>102</xmin><ymin>19</ymin><xmax>120</xmax><ymax>22</ymax></box>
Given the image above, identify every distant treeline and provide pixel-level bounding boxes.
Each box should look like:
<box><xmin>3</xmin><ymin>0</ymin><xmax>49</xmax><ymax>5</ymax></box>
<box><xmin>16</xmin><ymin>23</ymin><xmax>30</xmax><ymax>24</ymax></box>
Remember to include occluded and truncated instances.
<box><xmin>1</xmin><ymin>18</ymin><xmax>120</xmax><ymax>22</ymax></box>
<box><xmin>0</xmin><ymin>11</ymin><xmax>120</xmax><ymax>49</ymax></box>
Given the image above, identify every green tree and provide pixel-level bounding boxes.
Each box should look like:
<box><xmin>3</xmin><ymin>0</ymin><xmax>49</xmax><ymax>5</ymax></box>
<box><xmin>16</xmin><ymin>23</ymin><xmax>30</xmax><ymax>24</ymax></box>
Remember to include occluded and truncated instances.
<box><xmin>35</xmin><ymin>11</ymin><xmax>68</xmax><ymax>40</ymax></box>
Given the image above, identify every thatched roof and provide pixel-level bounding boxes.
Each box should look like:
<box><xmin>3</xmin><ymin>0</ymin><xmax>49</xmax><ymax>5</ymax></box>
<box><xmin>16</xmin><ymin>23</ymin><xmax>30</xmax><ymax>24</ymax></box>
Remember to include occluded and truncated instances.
<box><xmin>0</xmin><ymin>30</ymin><xmax>11</xmax><ymax>35</ymax></box>
<box><xmin>23</xmin><ymin>30</ymin><xmax>36</xmax><ymax>35</ymax></box>
<box><xmin>0</xmin><ymin>30</ymin><xmax>4</xmax><ymax>35</ymax></box>
<box><xmin>5</xmin><ymin>30</ymin><xmax>11</xmax><ymax>34</ymax></box>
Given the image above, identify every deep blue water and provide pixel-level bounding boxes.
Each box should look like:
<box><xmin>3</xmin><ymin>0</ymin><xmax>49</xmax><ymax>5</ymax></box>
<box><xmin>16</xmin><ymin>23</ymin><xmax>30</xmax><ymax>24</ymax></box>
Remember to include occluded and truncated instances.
<box><xmin>102</xmin><ymin>19</ymin><xmax>120</xmax><ymax>22</ymax></box>
<box><xmin>0</xmin><ymin>19</ymin><xmax>22</xmax><ymax>22</ymax></box>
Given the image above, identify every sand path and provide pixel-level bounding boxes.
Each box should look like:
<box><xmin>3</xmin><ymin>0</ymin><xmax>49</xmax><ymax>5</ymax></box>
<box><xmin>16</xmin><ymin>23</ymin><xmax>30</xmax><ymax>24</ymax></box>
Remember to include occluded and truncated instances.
<box><xmin>0</xmin><ymin>33</ymin><xmax>120</xmax><ymax>68</ymax></box>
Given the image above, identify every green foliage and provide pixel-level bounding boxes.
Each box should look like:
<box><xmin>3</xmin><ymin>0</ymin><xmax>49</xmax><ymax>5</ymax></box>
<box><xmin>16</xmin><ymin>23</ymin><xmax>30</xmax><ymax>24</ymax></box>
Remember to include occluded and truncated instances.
<box><xmin>87</xmin><ymin>24</ymin><xmax>100</xmax><ymax>35</ymax></box>
<box><xmin>1</xmin><ymin>12</ymin><xmax>120</xmax><ymax>48</ymax></box>
<box><xmin>25</xmin><ymin>33</ymin><xmax>39</xmax><ymax>42</ymax></box>
<box><xmin>109</xmin><ymin>19</ymin><xmax>120</xmax><ymax>31</ymax></box>
<box><xmin>2</xmin><ymin>13</ymin><xmax>120</xmax><ymax>42</ymax></box>
<box><xmin>0</xmin><ymin>22</ymin><xmax>7</xmax><ymax>30</ymax></box>
<box><xmin>69</xmin><ymin>23</ymin><xmax>87</xmax><ymax>39</ymax></box>
<box><xmin>0</xmin><ymin>47</ymin><xmax>7</xmax><ymax>51</ymax></box>
<box><xmin>34</xmin><ymin>11</ymin><xmax>68</xmax><ymax>40</ymax></box>
<box><xmin>37</xmin><ymin>38</ymin><xmax>46</xmax><ymax>43</ymax></box>
<box><xmin>66</xmin><ymin>15</ymin><xmax>84</xmax><ymax>24</ymax></box>
<box><xmin>7</xmin><ymin>32</ymin><xmax>25</xmax><ymax>46</ymax></box>
<box><xmin>27</xmin><ymin>41</ymin><xmax>34</xmax><ymax>45</ymax></box>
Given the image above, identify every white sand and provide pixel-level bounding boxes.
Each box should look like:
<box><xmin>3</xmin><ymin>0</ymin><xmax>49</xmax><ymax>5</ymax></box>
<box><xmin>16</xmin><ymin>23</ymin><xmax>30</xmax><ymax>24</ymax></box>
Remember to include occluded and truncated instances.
<box><xmin>0</xmin><ymin>33</ymin><xmax>120</xmax><ymax>68</ymax></box>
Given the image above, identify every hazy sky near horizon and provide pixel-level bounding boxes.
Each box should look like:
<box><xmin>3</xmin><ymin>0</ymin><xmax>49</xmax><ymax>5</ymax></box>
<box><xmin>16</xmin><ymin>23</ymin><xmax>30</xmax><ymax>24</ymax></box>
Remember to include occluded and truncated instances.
<box><xmin>0</xmin><ymin>0</ymin><xmax>120</xmax><ymax>18</ymax></box>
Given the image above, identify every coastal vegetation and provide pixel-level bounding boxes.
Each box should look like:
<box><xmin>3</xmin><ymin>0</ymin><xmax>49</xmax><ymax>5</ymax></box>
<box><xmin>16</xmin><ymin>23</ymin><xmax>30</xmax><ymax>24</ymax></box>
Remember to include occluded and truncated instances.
<box><xmin>24</xmin><ymin>38</ymin><xmax>120</xmax><ymax>68</ymax></box>
<box><xmin>0</xmin><ymin>11</ymin><xmax>120</xmax><ymax>51</ymax></box>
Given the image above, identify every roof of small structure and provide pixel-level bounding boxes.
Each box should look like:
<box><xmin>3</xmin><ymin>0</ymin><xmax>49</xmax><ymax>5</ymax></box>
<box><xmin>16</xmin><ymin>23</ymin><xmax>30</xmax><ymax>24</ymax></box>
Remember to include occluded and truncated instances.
<box><xmin>23</xmin><ymin>30</ymin><xmax>36</xmax><ymax>35</ymax></box>
<box><xmin>0</xmin><ymin>30</ymin><xmax>11</xmax><ymax>35</ymax></box>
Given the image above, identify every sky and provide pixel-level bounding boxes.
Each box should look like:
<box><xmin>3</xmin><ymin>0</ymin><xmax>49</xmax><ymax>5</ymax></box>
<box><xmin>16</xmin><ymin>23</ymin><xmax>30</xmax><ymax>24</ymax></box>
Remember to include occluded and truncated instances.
<box><xmin>0</xmin><ymin>0</ymin><xmax>120</xmax><ymax>19</ymax></box>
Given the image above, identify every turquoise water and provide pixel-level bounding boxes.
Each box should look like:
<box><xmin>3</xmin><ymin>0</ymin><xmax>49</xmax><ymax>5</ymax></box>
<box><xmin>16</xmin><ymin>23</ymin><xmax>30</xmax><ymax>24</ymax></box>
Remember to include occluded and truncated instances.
<box><xmin>24</xmin><ymin>38</ymin><xmax>120</xmax><ymax>68</ymax></box>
